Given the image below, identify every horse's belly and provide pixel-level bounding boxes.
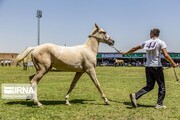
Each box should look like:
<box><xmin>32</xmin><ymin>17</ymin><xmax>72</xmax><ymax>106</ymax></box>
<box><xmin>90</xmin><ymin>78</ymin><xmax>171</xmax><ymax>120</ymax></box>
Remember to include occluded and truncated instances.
<box><xmin>52</xmin><ymin>61</ymin><xmax>84</xmax><ymax>72</ymax></box>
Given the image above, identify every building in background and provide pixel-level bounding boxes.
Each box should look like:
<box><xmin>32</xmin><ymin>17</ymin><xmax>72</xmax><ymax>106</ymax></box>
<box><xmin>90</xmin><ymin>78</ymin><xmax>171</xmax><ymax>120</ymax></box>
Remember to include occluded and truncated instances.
<box><xmin>0</xmin><ymin>53</ymin><xmax>18</xmax><ymax>66</ymax></box>
<box><xmin>97</xmin><ymin>52</ymin><xmax>180</xmax><ymax>67</ymax></box>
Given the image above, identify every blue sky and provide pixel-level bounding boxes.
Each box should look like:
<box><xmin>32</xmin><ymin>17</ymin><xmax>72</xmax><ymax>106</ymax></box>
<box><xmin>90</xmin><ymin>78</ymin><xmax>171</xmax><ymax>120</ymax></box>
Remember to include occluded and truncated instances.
<box><xmin>0</xmin><ymin>0</ymin><xmax>180</xmax><ymax>53</ymax></box>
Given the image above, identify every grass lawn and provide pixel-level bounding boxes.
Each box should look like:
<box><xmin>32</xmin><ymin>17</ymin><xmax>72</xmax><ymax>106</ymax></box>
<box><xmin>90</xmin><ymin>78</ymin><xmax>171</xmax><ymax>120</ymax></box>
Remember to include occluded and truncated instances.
<box><xmin>0</xmin><ymin>66</ymin><xmax>180</xmax><ymax>120</ymax></box>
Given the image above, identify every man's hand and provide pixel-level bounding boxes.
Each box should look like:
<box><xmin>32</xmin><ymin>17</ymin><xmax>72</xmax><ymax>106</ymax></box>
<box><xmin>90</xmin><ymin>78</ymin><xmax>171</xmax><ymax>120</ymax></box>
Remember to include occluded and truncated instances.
<box><xmin>120</xmin><ymin>52</ymin><xmax>127</xmax><ymax>54</ymax></box>
<box><xmin>173</xmin><ymin>63</ymin><xmax>179</xmax><ymax>68</ymax></box>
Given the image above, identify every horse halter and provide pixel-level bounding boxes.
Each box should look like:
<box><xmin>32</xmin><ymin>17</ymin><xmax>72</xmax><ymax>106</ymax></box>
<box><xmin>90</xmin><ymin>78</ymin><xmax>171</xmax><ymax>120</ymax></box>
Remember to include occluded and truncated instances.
<box><xmin>88</xmin><ymin>35</ymin><xmax>101</xmax><ymax>39</ymax></box>
<box><xmin>88</xmin><ymin>35</ymin><xmax>114</xmax><ymax>46</ymax></box>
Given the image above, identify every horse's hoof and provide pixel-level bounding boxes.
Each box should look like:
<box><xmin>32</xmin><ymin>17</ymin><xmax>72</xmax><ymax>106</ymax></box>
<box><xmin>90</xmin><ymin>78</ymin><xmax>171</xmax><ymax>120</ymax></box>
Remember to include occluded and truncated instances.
<box><xmin>38</xmin><ymin>104</ymin><xmax>43</xmax><ymax>108</ymax></box>
<box><xmin>105</xmin><ymin>101</ymin><xmax>110</xmax><ymax>105</ymax></box>
<box><xmin>65</xmin><ymin>102</ymin><xmax>71</xmax><ymax>106</ymax></box>
<box><xmin>66</xmin><ymin>103</ymin><xmax>71</xmax><ymax>106</ymax></box>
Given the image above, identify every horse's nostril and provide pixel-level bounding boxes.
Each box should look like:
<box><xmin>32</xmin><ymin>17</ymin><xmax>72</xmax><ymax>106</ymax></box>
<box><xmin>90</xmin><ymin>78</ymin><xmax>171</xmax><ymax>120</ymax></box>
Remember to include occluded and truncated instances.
<box><xmin>111</xmin><ymin>40</ymin><xmax>115</xmax><ymax>45</ymax></box>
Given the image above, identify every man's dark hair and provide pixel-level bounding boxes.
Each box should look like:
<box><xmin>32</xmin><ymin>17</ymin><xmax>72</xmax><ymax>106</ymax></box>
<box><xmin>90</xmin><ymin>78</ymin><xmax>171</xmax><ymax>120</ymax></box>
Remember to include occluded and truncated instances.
<box><xmin>151</xmin><ymin>28</ymin><xmax>160</xmax><ymax>37</ymax></box>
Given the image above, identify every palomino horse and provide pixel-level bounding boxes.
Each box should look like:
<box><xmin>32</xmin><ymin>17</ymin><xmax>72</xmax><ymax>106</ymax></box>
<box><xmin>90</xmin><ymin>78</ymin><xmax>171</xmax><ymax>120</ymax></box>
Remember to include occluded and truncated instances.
<box><xmin>16</xmin><ymin>24</ymin><xmax>114</xmax><ymax>107</ymax></box>
<box><xmin>113</xmin><ymin>58</ymin><xmax>124</xmax><ymax>66</ymax></box>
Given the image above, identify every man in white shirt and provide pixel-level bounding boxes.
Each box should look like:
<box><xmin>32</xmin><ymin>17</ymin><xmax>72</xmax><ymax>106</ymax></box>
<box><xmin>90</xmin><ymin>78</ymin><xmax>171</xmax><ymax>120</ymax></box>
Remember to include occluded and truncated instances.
<box><xmin>121</xmin><ymin>28</ymin><xmax>176</xmax><ymax>109</ymax></box>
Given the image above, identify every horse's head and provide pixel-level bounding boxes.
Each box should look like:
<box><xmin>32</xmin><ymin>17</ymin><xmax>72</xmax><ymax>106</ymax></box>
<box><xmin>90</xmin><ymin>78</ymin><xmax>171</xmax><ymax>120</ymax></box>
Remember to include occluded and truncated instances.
<box><xmin>89</xmin><ymin>24</ymin><xmax>114</xmax><ymax>46</ymax></box>
<box><xmin>113</xmin><ymin>58</ymin><xmax>116</xmax><ymax>61</ymax></box>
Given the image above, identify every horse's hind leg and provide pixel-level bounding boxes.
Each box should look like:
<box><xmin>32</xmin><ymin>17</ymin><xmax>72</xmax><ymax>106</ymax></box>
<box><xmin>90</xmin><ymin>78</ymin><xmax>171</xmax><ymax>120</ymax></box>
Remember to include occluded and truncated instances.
<box><xmin>65</xmin><ymin>72</ymin><xmax>83</xmax><ymax>105</ymax></box>
<box><xmin>25</xmin><ymin>74</ymin><xmax>36</xmax><ymax>101</ymax></box>
<box><xmin>86</xmin><ymin>68</ymin><xmax>110</xmax><ymax>105</ymax></box>
<box><xmin>30</xmin><ymin>69</ymin><xmax>46</xmax><ymax>107</ymax></box>
<box><xmin>30</xmin><ymin>63</ymin><xmax>50</xmax><ymax>107</ymax></box>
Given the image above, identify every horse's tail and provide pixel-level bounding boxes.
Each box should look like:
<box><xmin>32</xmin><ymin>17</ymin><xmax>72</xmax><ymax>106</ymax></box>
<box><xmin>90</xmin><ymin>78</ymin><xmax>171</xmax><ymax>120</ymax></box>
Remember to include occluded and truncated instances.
<box><xmin>16</xmin><ymin>47</ymin><xmax>35</xmax><ymax>62</ymax></box>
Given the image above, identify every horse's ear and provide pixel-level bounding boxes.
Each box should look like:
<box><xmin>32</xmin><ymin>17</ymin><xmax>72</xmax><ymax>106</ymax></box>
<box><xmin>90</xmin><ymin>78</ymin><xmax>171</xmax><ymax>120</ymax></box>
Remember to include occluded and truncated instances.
<box><xmin>94</xmin><ymin>23</ymin><xmax>99</xmax><ymax>30</ymax></box>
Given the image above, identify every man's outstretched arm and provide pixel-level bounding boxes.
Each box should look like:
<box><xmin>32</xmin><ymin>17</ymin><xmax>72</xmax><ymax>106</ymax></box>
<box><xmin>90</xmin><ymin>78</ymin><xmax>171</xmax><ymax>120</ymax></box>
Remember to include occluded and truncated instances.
<box><xmin>121</xmin><ymin>45</ymin><xmax>141</xmax><ymax>54</ymax></box>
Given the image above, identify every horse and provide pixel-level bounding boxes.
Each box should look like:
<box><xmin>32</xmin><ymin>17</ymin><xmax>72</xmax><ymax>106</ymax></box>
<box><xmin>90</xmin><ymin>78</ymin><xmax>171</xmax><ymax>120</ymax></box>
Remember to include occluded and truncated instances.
<box><xmin>113</xmin><ymin>58</ymin><xmax>124</xmax><ymax>66</ymax></box>
<box><xmin>16</xmin><ymin>24</ymin><xmax>114</xmax><ymax>107</ymax></box>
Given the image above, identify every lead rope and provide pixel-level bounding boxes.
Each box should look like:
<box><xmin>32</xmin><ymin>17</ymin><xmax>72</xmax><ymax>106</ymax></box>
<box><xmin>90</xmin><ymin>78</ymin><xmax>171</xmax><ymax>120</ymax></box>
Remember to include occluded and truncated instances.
<box><xmin>111</xmin><ymin>45</ymin><xmax>139</xmax><ymax>63</ymax></box>
<box><xmin>111</xmin><ymin>45</ymin><xmax>121</xmax><ymax>53</ymax></box>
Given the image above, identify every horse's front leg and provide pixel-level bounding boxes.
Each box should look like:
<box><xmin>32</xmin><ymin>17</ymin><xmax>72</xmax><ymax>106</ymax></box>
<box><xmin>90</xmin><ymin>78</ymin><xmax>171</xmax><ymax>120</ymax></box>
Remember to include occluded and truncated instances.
<box><xmin>65</xmin><ymin>72</ymin><xmax>83</xmax><ymax>105</ymax></box>
<box><xmin>86</xmin><ymin>68</ymin><xmax>110</xmax><ymax>105</ymax></box>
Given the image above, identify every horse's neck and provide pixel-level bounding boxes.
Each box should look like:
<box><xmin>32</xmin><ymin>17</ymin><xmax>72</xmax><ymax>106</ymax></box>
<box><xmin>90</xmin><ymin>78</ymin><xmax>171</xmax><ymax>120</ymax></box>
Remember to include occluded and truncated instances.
<box><xmin>84</xmin><ymin>37</ymin><xmax>99</xmax><ymax>54</ymax></box>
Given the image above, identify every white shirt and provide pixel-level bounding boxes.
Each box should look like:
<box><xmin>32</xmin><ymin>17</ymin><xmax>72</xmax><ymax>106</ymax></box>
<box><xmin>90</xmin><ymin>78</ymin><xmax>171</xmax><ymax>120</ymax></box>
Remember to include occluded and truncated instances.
<box><xmin>140</xmin><ymin>38</ymin><xmax>167</xmax><ymax>67</ymax></box>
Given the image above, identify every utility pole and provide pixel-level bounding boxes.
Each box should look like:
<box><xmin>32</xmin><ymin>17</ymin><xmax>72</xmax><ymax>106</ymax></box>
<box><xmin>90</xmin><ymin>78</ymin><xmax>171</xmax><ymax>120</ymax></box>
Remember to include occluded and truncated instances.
<box><xmin>36</xmin><ymin>10</ymin><xmax>42</xmax><ymax>45</ymax></box>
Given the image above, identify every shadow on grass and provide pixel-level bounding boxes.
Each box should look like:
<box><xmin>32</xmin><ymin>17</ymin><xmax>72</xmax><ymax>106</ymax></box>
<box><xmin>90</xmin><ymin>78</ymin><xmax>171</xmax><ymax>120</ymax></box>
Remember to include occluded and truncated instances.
<box><xmin>109</xmin><ymin>99</ymin><xmax>154</xmax><ymax>109</ymax></box>
<box><xmin>123</xmin><ymin>102</ymin><xmax>155</xmax><ymax>109</ymax></box>
<box><xmin>5</xmin><ymin>99</ymin><xmax>96</xmax><ymax>107</ymax></box>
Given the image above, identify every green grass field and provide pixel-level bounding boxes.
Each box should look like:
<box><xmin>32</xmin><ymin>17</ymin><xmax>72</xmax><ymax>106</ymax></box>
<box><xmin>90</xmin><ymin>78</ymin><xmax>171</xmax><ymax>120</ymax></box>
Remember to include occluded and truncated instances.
<box><xmin>0</xmin><ymin>66</ymin><xmax>180</xmax><ymax>120</ymax></box>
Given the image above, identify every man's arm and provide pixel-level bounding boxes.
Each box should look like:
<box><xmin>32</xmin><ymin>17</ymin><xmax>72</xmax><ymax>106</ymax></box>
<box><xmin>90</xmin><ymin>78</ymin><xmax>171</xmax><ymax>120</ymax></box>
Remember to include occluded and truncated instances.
<box><xmin>121</xmin><ymin>45</ymin><xmax>141</xmax><ymax>54</ymax></box>
<box><xmin>161</xmin><ymin>48</ymin><xmax>176</xmax><ymax>67</ymax></box>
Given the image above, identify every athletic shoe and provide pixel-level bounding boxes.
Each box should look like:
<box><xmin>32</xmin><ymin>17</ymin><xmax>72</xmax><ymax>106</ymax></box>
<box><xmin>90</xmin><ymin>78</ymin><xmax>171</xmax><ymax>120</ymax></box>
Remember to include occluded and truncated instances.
<box><xmin>155</xmin><ymin>104</ymin><xmax>167</xmax><ymax>109</ymax></box>
<box><xmin>130</xmin><ymin>93</ymin><xmax>137</xmax><ymax>108</ymax></box>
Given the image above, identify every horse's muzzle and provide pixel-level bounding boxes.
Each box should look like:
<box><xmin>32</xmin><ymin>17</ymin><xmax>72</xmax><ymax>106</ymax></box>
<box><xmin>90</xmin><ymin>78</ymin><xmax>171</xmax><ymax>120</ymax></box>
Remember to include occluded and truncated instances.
<box><xmin>108</xmin><ymin>38</ymin><xmax>115</xmax><ymax>46</ymax></box>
